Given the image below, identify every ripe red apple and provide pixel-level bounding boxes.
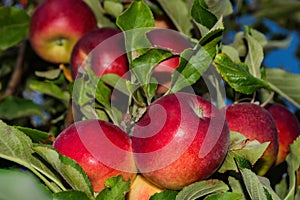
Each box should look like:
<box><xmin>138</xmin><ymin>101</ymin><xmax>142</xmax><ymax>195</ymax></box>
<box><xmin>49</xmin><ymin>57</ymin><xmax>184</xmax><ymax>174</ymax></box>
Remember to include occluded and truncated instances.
<box><xmin>223</xmin><ymin>102</ymin><xmax>279</xmax><ymax>175</ymax></box>
<box><xmin>127</xmin><ymin>175</ymin><xmax>162</xmax><ymax>200</ymax></box>
<box><xmin>53</xmin><ymin>119</ymin><xmax>137</xmax><ymax>192</ymax></box>
<box><xmin>131</xmin><ymin>92</ymin><xmax>230</xmax><ymax>190</ymax></box>
<box><xmin>146</xmin><ymin>29</ymin><xmax>192</xmax><ymax>93</ymax></box>
<box><xmin>70</xmin><ymin>27</ymin><xmax>129</xmax><ymax>79</ymax></box>
<box><xmin>29</xmin><ymin>0</ymin><xmax>97</xmax><ymax>64</ymax></box>
<box><xmin>265</xmin><ymin>103</ymin><xmax>300</xmax><ymax>165</ymax></box>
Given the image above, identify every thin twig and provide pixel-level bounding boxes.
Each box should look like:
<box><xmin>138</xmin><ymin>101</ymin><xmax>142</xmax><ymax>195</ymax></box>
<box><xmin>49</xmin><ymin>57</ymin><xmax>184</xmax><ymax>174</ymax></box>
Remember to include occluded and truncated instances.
<box><xmin>64</xmin><ymin>100</ymin><xmax>74</xmax><ymax>128</ymax></box>
<box><xmin>260</xmin><ymin>91</ymin><xmax>275</xmax><ymax>107</ymax></box>
<box><xmin>2</xmin><ymin>40</ymin><xmax>27</xmax><ymax>99</ymax></box>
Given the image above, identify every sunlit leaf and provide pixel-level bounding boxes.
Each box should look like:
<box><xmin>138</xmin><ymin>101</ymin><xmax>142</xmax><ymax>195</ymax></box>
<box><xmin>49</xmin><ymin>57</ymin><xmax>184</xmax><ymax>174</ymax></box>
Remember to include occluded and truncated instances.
<box><xmin>96</xmin><ymin>175</ymin><xmax>130</xmax><ymax>200</ymax></box>
<box><xmin>28</xmin><ymin>80</ymin><xmax>70</xmax><ymax>105</ymax></box>
<box><xmin>266</xmin><ymin>68</ymin><xmax>300</xmax><ymax>107</ymax></box>
<box><xmin>204</xmin><ymin>192</ymin><xmax>243</xmax><ymax>200</ymax></box>
<box><xmin>213</xmin><ymin>53</ymin><xmax>270</xmax><ymax>94</ymax></box>
<box><xmin>33</xmin><ymin>145</ymin><xmax>94</xmax><ymax>199</ymax></box>
<box><xmin>176</xmin><ymin>179</ymin><xmax>229</xmax><ymax>200</ymax></box>
<box><xmin>156</xmin><ymin>0</ymin><xmax>193</xmax><ymax>35</ymax></box>
<box><xmin>116</xmin><ymin>0</ymin><xmax>154</xmax><ymax>61</ymax></box>
<box><xmin>15</xmin><ymin>126</ymin><xmax>54</xmax><ymax>144</ymax></box>
<box><xmin>53</xmin><ymin>190</ymin><xmax>90</xmax><ymax>200</ymax></box>
<box><xmin>284</xmin><ymin>136</ymin><xmax>300</xmax><ymax>200</ymax></box>
<box><xmin>150</xmin><ymin>190</ymin><xmax>178</xmax><ymax>200</ymax></box>
<box><xmin>218</xmin><ymin>131</ymin><xmax>269</xmax><ymax>173</ymax></box>
<box><xmin>0</xmin><ymin>120</ymin><xmax>64</xmax><ymax>192</ymax></box>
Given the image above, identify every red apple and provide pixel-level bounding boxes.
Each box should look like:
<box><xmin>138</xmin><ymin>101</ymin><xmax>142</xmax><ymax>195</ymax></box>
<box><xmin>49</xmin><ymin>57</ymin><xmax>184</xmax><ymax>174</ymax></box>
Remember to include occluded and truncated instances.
<box><xmin>29</xmin><ymin>0</ymin><xmax>97</xmax><ymax>64</ymax></box>
<box><xmin>223</xmin><ymin>102</ymin><xmax>279</xmax><ymax>175</ymax></box>
<box><xmin>146</xmin><ymin>29</ymin><xmax>192</xmax><ymax>93</ymax></box>
<box><xmin>53</xmin><ymin>119</ymin><xmax>137</xmax><ymax>192</ymax></box>
<box><xmin>70</xmin><ymin>27</ymin><xmax>129</xmax><ymax>79</ymax></box>
<box><xmin>265</xmin><ymin>103</ymin><xmax>300</xmax><ymax>165</ymax></box>
<box><xmin>131</xmin><ymin>92</ymin><xmax>230</xmax><ymax>190</ymax></box>
<box><xmin>127</xmin><ymin>175</ymin><xmax>163</xmax><ymax>200</ymax></box>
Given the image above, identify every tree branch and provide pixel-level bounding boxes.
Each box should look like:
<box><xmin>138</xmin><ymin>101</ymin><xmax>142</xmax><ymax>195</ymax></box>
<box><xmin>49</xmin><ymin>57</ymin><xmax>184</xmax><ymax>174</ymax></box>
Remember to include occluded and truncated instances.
<box><xmin>1</xmin><ymin>40</ymin><xmax>27</xmax><ymax>99</ymax></box>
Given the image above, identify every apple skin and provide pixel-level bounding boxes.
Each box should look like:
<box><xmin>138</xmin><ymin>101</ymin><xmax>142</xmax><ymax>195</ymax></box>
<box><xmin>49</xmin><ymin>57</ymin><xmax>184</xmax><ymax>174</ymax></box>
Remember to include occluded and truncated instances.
<box><xmin>127</xmin><ymin>175</ymin><xmax>163</xmax><ymax>200</ymax></box>
<box><xmin>52</xmin><ymin>119</ymin><xmax>137</xmax><ymax>192</ymax></box>
<box><xmin>265</xmin><ymin>103</ymin><xmax>300</xmax><ymax>165</ymax></box>
<box><xmin>131</xmin><ymin>92</ymin><xmax>230</xmax><ymax>190</ymax></box>
<box><xmin>223</xmin><ymin>103</ymin><xmax>279</xmax><ymax>175</ymax></box>
<box><xmin>29</xmin><ymin>0</ymin><xmax>97</xmax><ymax>64</ymax></box>
<box><xmin>70</xmin><ymin>27</ymin><xmax>129</xmax><ymax>79</ymax></box>
<box><xmin>146</xmin><ymin>29</ymin><xmax>192</xmax><ymax>93</ymax></box>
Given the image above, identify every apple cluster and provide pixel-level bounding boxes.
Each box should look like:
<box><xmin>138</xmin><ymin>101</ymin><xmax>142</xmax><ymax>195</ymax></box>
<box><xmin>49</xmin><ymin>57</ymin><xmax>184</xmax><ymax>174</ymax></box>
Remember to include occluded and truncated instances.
<box><xmin>29</xmin><ymin>0</ymin><xmax>300</xmax><ymax>198</ymax></box>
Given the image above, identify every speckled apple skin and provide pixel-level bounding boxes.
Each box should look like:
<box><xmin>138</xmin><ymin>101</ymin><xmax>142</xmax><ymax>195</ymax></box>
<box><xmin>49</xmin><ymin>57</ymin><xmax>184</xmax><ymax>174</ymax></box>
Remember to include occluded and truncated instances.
<box><xmin>265</xmin><ymin>103</ymin><xmax>300</xmax><ymax>165</ymax></box>
<box><xmin>224</xmin><ymin>103</ymin><xmax>279</xmax><ymax>175</ymax></box>
<box><xmin>132</xmin><ymin>92</ymin><xmax>230</xmax><ymax>190</ymax></box>
<box><xmin>53</xmin><ymin>120</ymin><xmax>136</xmax><ymax>192</ymax></box>
<box><xmin>30</xmin><ymin>0</ymin><xmax>97</xmax><ymax>63</ymax></box>
<box><xmin>70</xmin><ymin>27</ymin><xmax>128</xmax><ymax>79</ymax></box>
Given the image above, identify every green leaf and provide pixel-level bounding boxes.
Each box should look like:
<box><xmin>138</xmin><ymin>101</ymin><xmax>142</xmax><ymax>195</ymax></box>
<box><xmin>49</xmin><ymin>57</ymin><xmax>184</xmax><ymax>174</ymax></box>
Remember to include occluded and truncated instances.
<box><xmin>191</xmin><ymin>0</ymin><xmax>218</xmax><ymax>29</ymax></box>
<box><xmin>15</xmin><ymin>126</ymin><xmax>54</xmax><ymax>144</ymax></box>
<box><xmin>156</xmin><ymin>0</ymin><xmax>193</xmax><ymax>35</ymax></box>
<box><xmin>131</xmin><ymin>48</ymin><xmax>173</xmax><ymax>102</ymax></box>
<box><xmin>218</xmin><ymin>131</ymin><xmax>269</xmax><ymax>173</ymax></box>
<box><xmin>32</xmin><ymin>145</ymin><xmax>94</xmax><ymax>199</ymax></box>
<box><xmin>103</xmin><ymin>1</ymin><xmax>123</xmax><ymax>18</ymax></box>
<box><xmin>83</xmin><ymin>0</ymin><xmax>115</xmax><ymax>27</ymax></box>
<box><xmin>150</xmin><ymin>190</ymin><xmax>179</xmax><ymax>200</ymax></box>
<box><xmin>204</xmin><ymin>192</ymin><xmax>243</xmax><ymax>200</ymax></box>
<box><xmin>0</xmin><ymin>169</ymin><xmax>52</xmax><ymax>200</ymax></box>
<box><xmin>199</xmin><ymin>17</ymin><xmax>224</xmax><ymax>47</ymax></box>
<box><xmin>228</xmin><ymin>176</ymin><xmax>244</xmax><ymax>195</ymax></box>
<box><xmin>101</xmin><ymin>74</ymin><xmax>130</xmax><ymax>96</ymax></box>
<box><xmin>238</xmin><ymin>168</ymin><xmax>269</xmax><ymax>200</ymax></box>
<box><xmin>204</xmin><ymin>0</ymin><xmax>233</xmax><ymax>18</ymax></box>
<box><xmin>258</xmin><ymin>176</ymin><xmax>281</xmax><ymax>200</ymax></box>
<box><xmin>169</xmin><ymin>47</ymin><xmax>212</xmax><ymax>93</ymax></box>
<box><xmin>53</xmin><ymin>190</ymin><xmax>91</xmax><ymax>200</ymax></box>
<box><xmin>222</xmin><ymin>45</ymin><xmax>241</xmax><ymax>63</ymax></box>
<box><xmin>0</xmin><ymin>120</ymin><xmax>64</xmax><ymax>193</ymax></box>
<box><xmin>244</xmin><ymin>32</ymin><xmax>264</xmax><ymax>78</ymax></box>
<box><xmin>96</xmin><ymin>175</ymin><xmax>130</xmax><ymax>200</ymax></box>
<box><xmin>0</xmin><ymin>7</ymin><xmax>29</xmax><ymax>50</ymax></box>
<box><xmin>265</xmin><ymin>68</ymin><xmax>300</xmax><ymax>107</ymax></box>
<box><xmin>28</xmin><ymin>80</ymin><xmax>70</xmax><ymax>105</ymax></box>
<box><xmin>95</xmin><ymin>79</ymin><xmax>112</xmax><ymax>108</ymax></box>
<box><xmin>71</xmin><ymin>67</ymin><xmax>120</xmax><ymax>122</ymax></box>
<box><xmin>284</xmin><ymin>136</ymin><xmax>300</xmax><ymax>200</ymax></box>
<box><xmin>117</xmin><ymin>1</ymin><xmax>154</xmax><ymax>30</ymax></box>
<box><xmin>213</xmin><ymin>53</ymin><xmax>270</xmax><ymax>95</ymax></box>
<box><xmin>0</xmin><ymin>96</ymin><xmax>45</xmax><ymax>120</ymax></box>
<box><xmin>35</xmin><ymin>68</ymin><xmax>62</xmax><ymax>80</ymax></box>
<box><xmin>275</xmin><ymin>177</ymin><xmax>288</xmax><ymax>199</ymax></box>
<box><xmin>175</xmin><ymin>179</ymin><xmax>229</xmax><ymax>200</ymax></box>
<box><xmin>116</xmin><ymin>0</ymin><xmax>154</xmax><ymax>61</ymax></box>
